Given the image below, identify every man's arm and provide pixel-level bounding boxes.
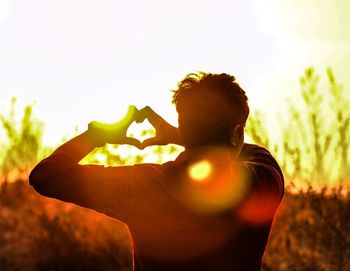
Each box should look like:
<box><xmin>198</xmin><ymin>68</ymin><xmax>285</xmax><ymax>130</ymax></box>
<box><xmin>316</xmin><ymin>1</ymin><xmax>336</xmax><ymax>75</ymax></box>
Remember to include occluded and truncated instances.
<box><xmin>29</xmin><ymin>130</ymin><xmax>103</xmax><ymax>195</ymax></box>
<box><xmin>241</xmin><ymin>143</ymin><xmax>284</xmax><ymax>197</ymax></box>
<box><xmin>236</xmin><ymin>143</ymin><xmax>284</xmax><ymax>223</ymax></box>
<box><xmin>29</xmin><ymin>106</ymin><xmax>143</xmax><ymax>220</ymax></box>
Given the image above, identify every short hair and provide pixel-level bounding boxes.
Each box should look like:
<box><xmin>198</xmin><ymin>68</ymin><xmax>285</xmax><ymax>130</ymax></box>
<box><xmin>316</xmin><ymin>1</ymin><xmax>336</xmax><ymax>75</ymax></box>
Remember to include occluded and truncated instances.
<box><xmin>172</xmin><ymin>72</ymin><xmax>249</xmax><ymax>147</ymax></box>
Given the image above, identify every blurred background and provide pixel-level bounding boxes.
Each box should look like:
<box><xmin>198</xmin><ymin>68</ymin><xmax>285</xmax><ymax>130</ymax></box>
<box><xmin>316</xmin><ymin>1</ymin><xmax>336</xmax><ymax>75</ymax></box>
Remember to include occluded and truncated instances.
<box><xmin>0</xmin><ymin>0</ymin><xmax>349</xmax><ymax>270</ymax></box>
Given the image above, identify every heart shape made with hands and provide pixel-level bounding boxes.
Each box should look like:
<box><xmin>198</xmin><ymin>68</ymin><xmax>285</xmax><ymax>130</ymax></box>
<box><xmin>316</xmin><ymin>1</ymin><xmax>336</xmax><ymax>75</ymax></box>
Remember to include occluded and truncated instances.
<box><xmin>89</xmin><ymin>106</ymin><xmax>182</xmax><ymax>149</ymax></box>
<box><xmin>90</xmin><ymin>105</ymin><xmax>180</xmax><ymax>149</ymax></box>
<box><xmin>134</xmin><ymin>105</ymin><xmax>180</xmax><ymax>149</ymax></box>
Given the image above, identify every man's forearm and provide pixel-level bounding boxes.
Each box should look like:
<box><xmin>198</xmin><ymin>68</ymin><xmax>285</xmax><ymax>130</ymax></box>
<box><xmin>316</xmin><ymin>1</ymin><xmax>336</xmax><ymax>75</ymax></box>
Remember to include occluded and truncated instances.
<box><xmin>29</xmin><ymin>129</ymin><xmax>101</xmax><ymax>197</ymax></box>
<box><xmin>51</xmin><ymin>129</ymin><xmax>103</xmax><ymax>164</ymax></box>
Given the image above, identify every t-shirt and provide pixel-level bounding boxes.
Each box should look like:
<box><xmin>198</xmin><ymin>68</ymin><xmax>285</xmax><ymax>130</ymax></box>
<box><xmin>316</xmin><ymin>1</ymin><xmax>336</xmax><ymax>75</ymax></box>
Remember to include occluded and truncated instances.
<box><xmin>29</xmin><ymin>143</ymin><xmax>284</xmax><ymax>271</ymax></box>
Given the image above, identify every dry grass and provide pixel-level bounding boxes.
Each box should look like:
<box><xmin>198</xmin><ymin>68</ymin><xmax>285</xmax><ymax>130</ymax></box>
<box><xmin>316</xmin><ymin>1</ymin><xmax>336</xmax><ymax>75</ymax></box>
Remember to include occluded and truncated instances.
<box><xmin>1</xmin><ymin>180</ymin><xmax>350</xmax><ymax>270</ymax></box>
<box><xmin>0</xmin><ymin>180</ymin><xmax>132</xmax><ymax>271</ymax></box>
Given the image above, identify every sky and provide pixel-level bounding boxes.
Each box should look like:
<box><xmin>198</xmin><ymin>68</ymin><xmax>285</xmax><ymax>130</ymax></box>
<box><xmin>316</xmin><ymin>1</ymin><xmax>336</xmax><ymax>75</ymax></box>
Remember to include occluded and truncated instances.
<box><xmin>0</xmin><ymin>0</ymin><xmax>349</xmax><ymax>145</ymax></box>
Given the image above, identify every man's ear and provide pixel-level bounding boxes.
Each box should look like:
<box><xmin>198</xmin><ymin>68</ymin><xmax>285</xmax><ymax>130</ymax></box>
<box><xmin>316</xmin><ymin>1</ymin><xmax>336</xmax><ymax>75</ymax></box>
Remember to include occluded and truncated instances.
<box><xmin>230</xmin><ymin>124</ymin><xmax>244</xmax><ymax>147</ymax></box>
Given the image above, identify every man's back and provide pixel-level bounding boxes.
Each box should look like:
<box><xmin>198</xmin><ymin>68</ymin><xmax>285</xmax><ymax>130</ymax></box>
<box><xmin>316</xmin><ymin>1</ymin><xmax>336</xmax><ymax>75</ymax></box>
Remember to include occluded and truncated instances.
<box><xmin>125</xmin><ymin>143</ymin><xmax>284</xmax><ymax>271</ymax></box>
<box><xmin>30</xmin><ymin>137</ymin><xmax>283</xmax><ymax>271</ymax></box>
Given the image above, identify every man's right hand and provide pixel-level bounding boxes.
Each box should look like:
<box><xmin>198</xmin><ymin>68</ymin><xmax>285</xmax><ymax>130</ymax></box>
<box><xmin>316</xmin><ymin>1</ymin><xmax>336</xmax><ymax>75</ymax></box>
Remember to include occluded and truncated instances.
<box><xmin>136</xmin><ymin>106</ymin><xmax>183</xmax><ymax>149</ymax></box>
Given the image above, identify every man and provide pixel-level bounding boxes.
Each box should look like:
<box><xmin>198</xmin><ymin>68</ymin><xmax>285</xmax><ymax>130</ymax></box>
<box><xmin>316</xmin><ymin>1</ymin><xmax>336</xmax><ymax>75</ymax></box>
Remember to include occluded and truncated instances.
<box><xmin>30</xmin><ymin>72</ymin><xmax>284</xmax><ymax>271</ymax></box>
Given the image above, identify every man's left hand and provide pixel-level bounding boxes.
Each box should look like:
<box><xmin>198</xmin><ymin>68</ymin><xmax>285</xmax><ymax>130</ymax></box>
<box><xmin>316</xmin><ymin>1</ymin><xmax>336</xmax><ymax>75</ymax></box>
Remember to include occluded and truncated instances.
<box><xmin>88</xmin><ymin>105</ymin><xmax>142</xmax><ymax>148</ymax></box>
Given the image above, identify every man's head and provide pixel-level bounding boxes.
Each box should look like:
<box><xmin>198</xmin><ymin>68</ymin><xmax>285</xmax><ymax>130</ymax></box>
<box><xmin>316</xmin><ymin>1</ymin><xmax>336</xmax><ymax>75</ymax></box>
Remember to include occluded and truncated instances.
<box><xmin>172</xmin><ymin>72</ymin><xmax>249</xmax><ymax>149</ymax></box>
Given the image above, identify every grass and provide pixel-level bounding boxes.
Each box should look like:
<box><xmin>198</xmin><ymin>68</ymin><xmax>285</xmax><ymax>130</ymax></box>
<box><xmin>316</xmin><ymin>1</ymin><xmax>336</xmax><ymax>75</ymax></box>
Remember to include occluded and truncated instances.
<box><xmin>1</xmin><ymin>180</ymin><xmax>349</xmax><ymax>270</ymax></box>
<box><xmin>0</xmin><ymin>180</ymin><xmax>132</xmax><ymax>271</ymax></box>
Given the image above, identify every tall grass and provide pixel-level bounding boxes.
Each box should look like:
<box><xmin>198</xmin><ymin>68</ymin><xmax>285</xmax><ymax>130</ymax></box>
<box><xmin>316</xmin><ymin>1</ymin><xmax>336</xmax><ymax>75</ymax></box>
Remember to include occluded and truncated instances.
<box><xmin>244</xmin><ymin>67</ymin><xmax>350</xmax><ymax>270</ymax></box>
<box><xmin>1</xmin><ymin>67</ymin><xmax>348</xmax><ymax>188</ymax></box>
<box><xmin>246</xmin><ymin>67</ymin><xmax>350</xmax><ymax>189</ymax></box>
<box><xmin>0</xmin><ymin>98</ymin><xmax>49</xmax><ymax>183</ymax></box>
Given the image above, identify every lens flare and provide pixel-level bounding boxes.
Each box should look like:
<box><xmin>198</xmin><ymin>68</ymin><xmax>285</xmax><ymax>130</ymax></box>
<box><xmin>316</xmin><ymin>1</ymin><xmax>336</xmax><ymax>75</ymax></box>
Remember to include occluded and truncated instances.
<box><xmin>180</xmin><ymin>159</ymin><xmax>250</xmax><ymax>215</ymax></box>
<box><xmin>237</xmin><ymin>190</ymin><xmax>280</xmax><ymax>225</ymax></box>
<box><xmin>188</xmin><ymin>160</ymin><xmax>212</xmax><ymax>181</ymax></box>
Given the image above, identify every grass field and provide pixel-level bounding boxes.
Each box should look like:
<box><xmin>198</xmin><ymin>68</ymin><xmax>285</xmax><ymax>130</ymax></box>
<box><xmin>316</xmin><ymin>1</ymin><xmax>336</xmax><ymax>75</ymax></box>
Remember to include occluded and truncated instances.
<box><xmin>1</xmin><ymin>179</ymin><xmax>349</xmax><ymax>271</ymax></box>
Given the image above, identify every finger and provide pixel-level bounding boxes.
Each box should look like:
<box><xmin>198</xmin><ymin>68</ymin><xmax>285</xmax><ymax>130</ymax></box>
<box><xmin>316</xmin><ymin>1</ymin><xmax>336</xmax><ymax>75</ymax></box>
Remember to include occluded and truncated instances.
<box><xmin>135</xmin><ymin>106</ymin><xmax>149</xmax><ymax>123</ymax></box>
<box><xmin>121</xmin><ymin>105</ymin><xmax>139</xmax><ymax>127</ymax></box>
<box><xmin>122</xmin><ymin>137</ymin><xmax>142</xmax><ymax>149</ymax></box>
<box><xmin>138</xmin><ymin>106</ymin><xmax>164</xmax><ymax>127</ymax></box>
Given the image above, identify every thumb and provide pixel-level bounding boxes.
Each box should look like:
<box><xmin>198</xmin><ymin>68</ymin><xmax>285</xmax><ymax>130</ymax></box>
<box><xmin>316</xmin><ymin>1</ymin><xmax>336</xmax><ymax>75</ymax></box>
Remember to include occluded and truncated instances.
<box><xmin>123</xmin><ymin>105</ymin><xmax>139</xmax><ymax>126</ymax></box>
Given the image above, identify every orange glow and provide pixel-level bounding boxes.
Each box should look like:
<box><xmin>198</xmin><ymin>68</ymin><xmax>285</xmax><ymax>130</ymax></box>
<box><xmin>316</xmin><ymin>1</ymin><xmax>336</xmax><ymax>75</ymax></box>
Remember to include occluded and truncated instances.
<box><xmin>188</xmin><ymin>160</ymin><xmax>212</xmax><ymax>181</ymax></box>
<box><xmin>181</xmin><ymin>161</ymin><xmax>250</xmax><ymax>214</ymax></box>
<box><xmin>238</xmin><ymin>191</ymin><xmax>280</xmax><ymax>224</ymax></box>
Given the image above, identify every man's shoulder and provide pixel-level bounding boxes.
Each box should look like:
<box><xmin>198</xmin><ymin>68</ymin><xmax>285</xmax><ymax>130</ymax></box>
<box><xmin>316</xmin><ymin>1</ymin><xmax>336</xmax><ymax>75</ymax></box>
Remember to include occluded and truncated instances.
<box><xmin>242</xmin><ymin>142</ymin><xmax>284</xmax><ymax>186</ymax></box>
<box><xmin>240</xmin><ymin>143</ymin><xmax>272</xmax><ymax>159</ymax></box>
<box><xmin>240</xmin><ymin>143</ymin><xmax>283</xmax><ymax>179</ymax></box>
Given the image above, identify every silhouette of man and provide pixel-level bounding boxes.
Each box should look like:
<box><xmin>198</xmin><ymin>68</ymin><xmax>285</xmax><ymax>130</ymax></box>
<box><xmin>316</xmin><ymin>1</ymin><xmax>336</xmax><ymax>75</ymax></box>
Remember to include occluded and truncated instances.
<box><xmin>30</xmin><ymin>72</ymin><xmax>284</xmax><ymax>271</ymax></box>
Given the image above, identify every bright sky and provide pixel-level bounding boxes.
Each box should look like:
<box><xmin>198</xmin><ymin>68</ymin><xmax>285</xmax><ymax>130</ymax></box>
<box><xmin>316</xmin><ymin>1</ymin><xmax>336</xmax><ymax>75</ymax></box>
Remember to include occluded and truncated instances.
<box><xmin>0</xmin><ymin>0</ymin><xmax>349</xmax><ymax>145</ymax></box>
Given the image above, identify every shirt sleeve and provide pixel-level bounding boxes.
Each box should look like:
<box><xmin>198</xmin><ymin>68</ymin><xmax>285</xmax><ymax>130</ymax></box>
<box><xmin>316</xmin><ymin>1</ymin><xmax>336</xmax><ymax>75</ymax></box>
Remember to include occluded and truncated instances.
<box><xmin>29</xmin><ymin>151</ymin><xmax>160</xmax><ymax>223</ymax></box>
<box><xmin>240</xmin><ymin>144</ymin><xmax>284</xmax><ymax>198</ymax></box>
